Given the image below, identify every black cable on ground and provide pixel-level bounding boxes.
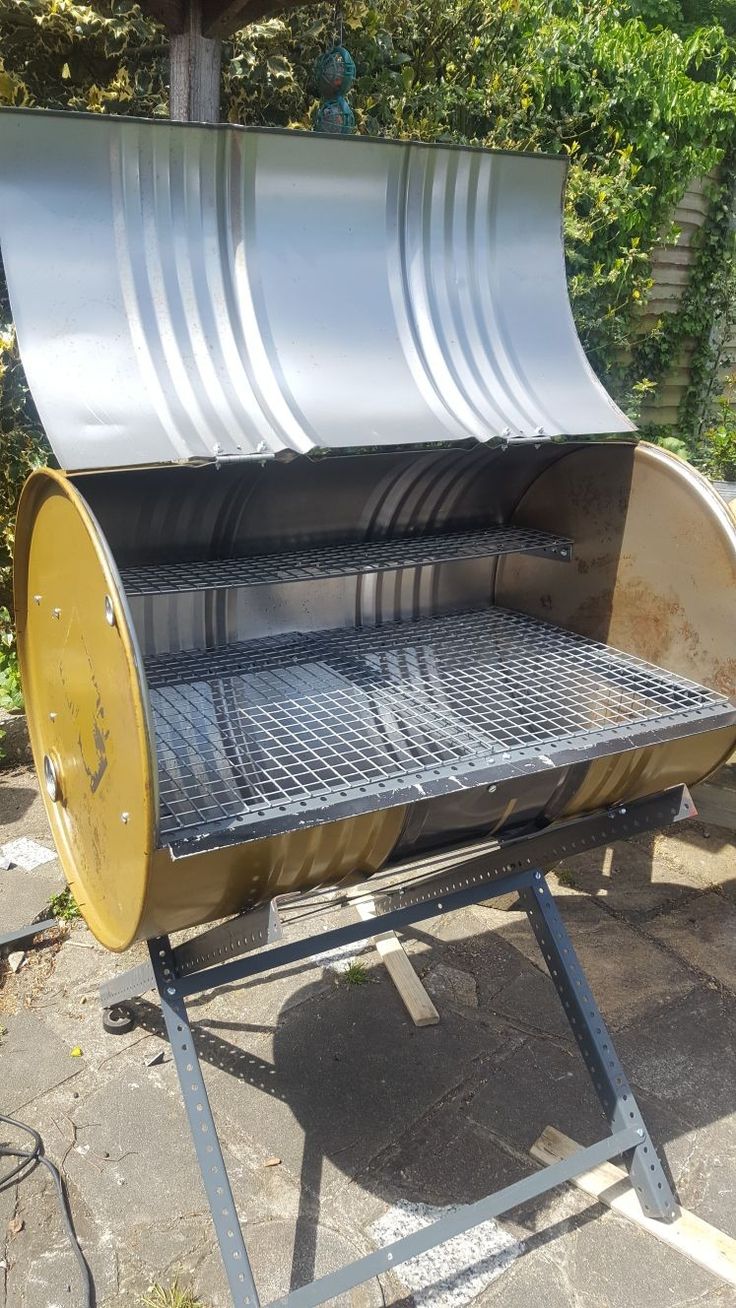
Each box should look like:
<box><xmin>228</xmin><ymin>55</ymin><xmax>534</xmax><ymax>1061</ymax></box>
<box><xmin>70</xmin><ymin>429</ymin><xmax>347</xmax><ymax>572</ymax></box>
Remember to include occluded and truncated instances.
<box><xmin>0</xmin><ymin>1113</ymin><xmax>94</xmax><ymax>1307</ymax></box>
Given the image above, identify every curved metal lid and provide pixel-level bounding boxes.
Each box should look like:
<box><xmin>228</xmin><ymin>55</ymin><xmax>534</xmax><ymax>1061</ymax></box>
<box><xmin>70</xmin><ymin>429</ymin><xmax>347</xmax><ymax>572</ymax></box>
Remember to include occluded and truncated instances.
<box><xmin>0</xmin><ymin>109</ymin><xmax>634</xmax><ymax>472</ymax></box>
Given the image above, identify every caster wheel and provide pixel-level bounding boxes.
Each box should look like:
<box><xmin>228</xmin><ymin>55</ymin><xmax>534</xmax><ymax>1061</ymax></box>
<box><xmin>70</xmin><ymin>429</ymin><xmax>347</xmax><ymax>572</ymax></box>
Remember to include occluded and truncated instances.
<box><xmin>102</xmin><ymin>1003</ymin><xmax>136</xmax><ymax>1035</ymax></box>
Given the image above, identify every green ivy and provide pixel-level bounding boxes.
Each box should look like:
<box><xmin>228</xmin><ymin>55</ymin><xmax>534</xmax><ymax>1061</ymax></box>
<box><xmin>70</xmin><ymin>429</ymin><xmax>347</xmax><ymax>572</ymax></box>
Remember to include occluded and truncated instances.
<box><xmin>633</xmin><ymin>141</ymin><xmax>736</xmax><ymax>466</ymax></box>
<box><xmin>680</xmin><ymin>149</ymin><xmax>736</xmax><ymax>454</ymax></box>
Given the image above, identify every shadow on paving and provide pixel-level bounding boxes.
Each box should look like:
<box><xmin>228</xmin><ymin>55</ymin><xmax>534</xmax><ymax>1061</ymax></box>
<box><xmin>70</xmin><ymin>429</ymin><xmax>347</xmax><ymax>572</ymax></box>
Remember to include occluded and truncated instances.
<box><xmin>125</xmin><ymin>843</ymin><xmax>736</xmax><ymax>1303</ymax></box>
<box><xmin>0</xmin><ymin>782</ymin><xmax>37</xmax><ymax>826</ymax></box>
<box><xmin>550</xmin><ymin>819</ymin><xmax>736</xmax><ymax>915</ymax></box>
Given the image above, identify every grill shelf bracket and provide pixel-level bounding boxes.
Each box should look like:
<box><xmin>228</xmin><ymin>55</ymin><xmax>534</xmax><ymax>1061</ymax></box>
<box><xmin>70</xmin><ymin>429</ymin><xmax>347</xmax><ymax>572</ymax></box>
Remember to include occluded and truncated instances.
<box><xmin>99</xmin><ymin>787</ymin><xmax>687</xmax><ymax>1308</ymax></box>
<box><xmin>120</xmin><ymin>525</ymin><xmax>573</xmax><ymax>595</ymax></box>
<box><xmin>143</xmin><ymin>606</ymin><xmax>736</xmax><ymax>854</ymax></box>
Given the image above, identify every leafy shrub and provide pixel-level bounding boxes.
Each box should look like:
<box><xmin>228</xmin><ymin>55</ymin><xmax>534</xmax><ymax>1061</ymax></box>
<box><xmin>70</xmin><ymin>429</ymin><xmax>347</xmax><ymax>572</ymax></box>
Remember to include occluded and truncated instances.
<box><xmin>698</xmin><ymin>387</ymin><xmax>736</xmax><ymax>479</ymax></box>
<box><xmin>0</xmin><ymin>605</ymin><xmax>23</xmax><ymax>710</ymax></box>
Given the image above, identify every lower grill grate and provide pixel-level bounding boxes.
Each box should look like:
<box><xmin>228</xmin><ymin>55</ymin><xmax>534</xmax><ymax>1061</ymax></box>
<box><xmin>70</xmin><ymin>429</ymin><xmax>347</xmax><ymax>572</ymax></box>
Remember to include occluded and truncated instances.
<box><xmin>144</xmin><ymin>606</ymin><xmax>735</xmax><ymax>853</ymax></box>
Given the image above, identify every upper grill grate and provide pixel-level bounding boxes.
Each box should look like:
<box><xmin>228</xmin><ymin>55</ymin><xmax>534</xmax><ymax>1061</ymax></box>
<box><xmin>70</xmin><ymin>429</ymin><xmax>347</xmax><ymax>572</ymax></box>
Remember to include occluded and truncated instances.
<box><xmin>121</xmin><ymin>526</ymin><xmax>572</xmax><ymax>595</ymax></box>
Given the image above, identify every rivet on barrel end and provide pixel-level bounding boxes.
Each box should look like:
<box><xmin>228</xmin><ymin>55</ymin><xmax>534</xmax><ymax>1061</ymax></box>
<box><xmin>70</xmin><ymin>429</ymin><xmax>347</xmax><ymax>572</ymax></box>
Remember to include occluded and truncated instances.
<box><xmin>43</xmin><ymin>754</ymin><xmax>61</xmax><ymax>804</ymax></box>
<box><xmin>121</xmin><ymin>812</ymin><xmax>130</xmax><ymax>824</ymax></box>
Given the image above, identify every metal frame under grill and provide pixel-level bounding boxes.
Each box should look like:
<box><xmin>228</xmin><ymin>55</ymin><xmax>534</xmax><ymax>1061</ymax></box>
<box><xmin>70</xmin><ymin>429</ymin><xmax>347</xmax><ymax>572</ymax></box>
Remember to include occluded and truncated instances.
<box><xmin>121</xmin><ymin>525</ymin><xmax>572</xmax><ymax>595</ymax></box>
<box><xmin>144</xmin><ymin>605</ymin><xmax>736</xmax><ymax>854</ymax></box>
<box><xmin>100</xmin><ymin>788</ymin><xmax>690</xmax><ymax>1308</ymax></box>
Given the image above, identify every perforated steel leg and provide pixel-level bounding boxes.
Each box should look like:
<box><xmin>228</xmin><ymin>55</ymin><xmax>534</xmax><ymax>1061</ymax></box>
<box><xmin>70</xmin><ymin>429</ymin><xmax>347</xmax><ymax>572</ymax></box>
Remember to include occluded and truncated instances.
<box><xmin>520</xmin><ymin>872</ymin><xmax>677</xmax><ymax>1222</ymax></box>
<box><xmin>148</xmin><ymin>938</ymin><xmax>261</xmax><ymax>1308</ymax></box>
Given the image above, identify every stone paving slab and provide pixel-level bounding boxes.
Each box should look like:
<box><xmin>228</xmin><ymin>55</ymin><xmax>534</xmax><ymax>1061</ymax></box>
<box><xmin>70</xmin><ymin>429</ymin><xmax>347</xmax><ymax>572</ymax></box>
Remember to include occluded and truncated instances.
<box><xmin>406</xmin><ymin>914</ymin><xmax>531</xmax><ymax>1008</ymax></box>
<box><xmin>526</xmin><ymin>1199</ymin><xmax>724</xmax><ymax>1308</ymax></box>
<box><xmin>663</xmin><ymin>1117</ymin><xmax>736</xmax><ymax>1237</ymax></box>
<box><xmin>2</xmin><ymin>1164</ymin><xmax>126</xmax><ymax>1308</ymax></box>
<box><xmin>476</xmin><ymin>1242</ymin><xmax>584</xmax><ymax>1308</ymax></box>
<box><xmin>191</xmin><ymin>1216</ymin><xmax>385</xmax><ymax>1308</ymax></box>
<box><xmin>550</xmin><ymin>833</ymin><xmax>709</xmax><ymax>918</ymax></box>
<box><xmin>0</xmin><ymin>769</ymin><xmax>52</xmax><ymax>846</ymax></box>
<box><xmin>1</xmin><ymin>1010</ymin><xmax>82</xmax><ymax>1115</ymax></box>
<box><xmin>357</xmin><ymin>1081</ymin><xmax>526</xmax><ymax>1212</ymax></box>
<box><xmin>651</xmin><ymin>823</ymin><xmax>736</xmax><ymax>902</ymax></box>
<box><xmin>548</xmin><ymin>821</ymin><xmax>736</xmax><ymax>914</ymax></box>
<box><xmin>617</xmin><ymin>985</ymin><xmax>736</xmax><ymax>1132</ymax></box>
<box><xmin>476</xmin><ymin>894</ymin><xmax>697</xmax><ymax>1028</ymax></box>
<box><xmin>200</xmin><ymin>966</ymin><xmax>509</xmax><ymax>1198</ymax></box>
<box><xmin>0</xmin><ymin>767</ymin><xmax>65</xmax><ymax>933</ymax></box>
<box><xmin>646</xmin><ymin>891</ymin><xmax>736</xmax><ymax>991</ymax></box>
<box><xmin>1</xmin><ymin>763</ymin><xmax>736</xmax><ymax>1308</ymax></box>
<box><xmin>0</xmin><ymin>863</ymin><xmax>64</xmax><ymax>938</ymax></box>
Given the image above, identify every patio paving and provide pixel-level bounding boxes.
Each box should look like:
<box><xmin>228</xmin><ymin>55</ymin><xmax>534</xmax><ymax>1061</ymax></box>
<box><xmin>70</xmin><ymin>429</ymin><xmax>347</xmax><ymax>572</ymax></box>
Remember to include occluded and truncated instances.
<box><xmin>1</xmin><ymin>761</ymin><xmax>735</xmax><ymax>1308</ymax></box>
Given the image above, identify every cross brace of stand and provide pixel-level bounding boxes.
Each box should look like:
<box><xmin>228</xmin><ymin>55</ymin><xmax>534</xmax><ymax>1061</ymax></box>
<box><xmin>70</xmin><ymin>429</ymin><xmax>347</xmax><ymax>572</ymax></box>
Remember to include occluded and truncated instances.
<box><xmin>100</xmin><ymin>786</ymin><xmax>690</xmax><ymax>1308</ymax></box>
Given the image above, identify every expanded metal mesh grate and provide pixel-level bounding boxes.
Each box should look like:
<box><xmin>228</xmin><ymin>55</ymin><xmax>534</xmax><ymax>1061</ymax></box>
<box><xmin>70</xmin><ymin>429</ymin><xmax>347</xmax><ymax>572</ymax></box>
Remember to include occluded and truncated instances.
<box><xmin>145</xmin><ymin>606</ymin><xmax>735</xmax><ymax>852</ymax></box>
<box><xmin>121</xmin><ymin>526</ymin><xmax>571</xmax><ymax>595</ymax></box>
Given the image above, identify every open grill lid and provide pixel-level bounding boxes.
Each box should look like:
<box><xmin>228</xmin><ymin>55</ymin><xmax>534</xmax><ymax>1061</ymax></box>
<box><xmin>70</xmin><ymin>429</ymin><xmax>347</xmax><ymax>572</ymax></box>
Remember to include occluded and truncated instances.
<box><xmin>0</xmin><ymin>109</ymin><xmax>634</xmax><ymax>473</ymax></box>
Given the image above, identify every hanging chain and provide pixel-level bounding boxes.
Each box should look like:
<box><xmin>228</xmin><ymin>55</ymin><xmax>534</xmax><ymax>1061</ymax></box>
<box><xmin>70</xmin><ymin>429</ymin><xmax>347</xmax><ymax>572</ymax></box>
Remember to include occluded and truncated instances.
<box><xmin>332</xmin><ymin>0</ymin><xmax>344</xmax><ymax>48</ymax></box>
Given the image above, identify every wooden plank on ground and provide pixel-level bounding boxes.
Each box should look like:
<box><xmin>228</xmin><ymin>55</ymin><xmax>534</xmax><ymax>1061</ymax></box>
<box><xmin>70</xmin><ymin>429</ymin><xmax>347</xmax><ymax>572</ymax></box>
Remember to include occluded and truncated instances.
<box><xmin>531</xmin><ymin>1126</ymin><xmax>736</xmax><ymax>1287</ymax></box>
<box><xmin>355</xmin><ymin>901</ymin><xmax>439</xmax><ymax>1027</ymax></box>
<box><xmin>692</xmin><ymin>782</ymin><xmax>736</xmax><ymax>833</ymax></box>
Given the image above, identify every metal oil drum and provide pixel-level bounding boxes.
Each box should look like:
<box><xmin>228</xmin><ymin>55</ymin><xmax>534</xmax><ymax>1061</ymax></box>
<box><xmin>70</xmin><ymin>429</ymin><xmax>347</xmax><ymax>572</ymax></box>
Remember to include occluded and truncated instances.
<box><xmin>2</xmin><ymin>109</ymin><xmax>735</xmax><ymax>949</ymax></box>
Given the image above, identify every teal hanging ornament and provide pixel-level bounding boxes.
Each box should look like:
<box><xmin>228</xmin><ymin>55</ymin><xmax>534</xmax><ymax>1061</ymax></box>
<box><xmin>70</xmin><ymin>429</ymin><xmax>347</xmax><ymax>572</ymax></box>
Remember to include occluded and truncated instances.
<box><xmin>313</xmin><ymin>2</ymin><xmax>356</xmax><ymax>135</ymax></box>
<box><xmin>314</xmin><ymin>46</ymin><xmax>356</xmax><ymax>99</ymax></box>
<box><xmin>313</xmin><ymin>95</ymin><xmax>356</xmax><ymax>135</ymax></box>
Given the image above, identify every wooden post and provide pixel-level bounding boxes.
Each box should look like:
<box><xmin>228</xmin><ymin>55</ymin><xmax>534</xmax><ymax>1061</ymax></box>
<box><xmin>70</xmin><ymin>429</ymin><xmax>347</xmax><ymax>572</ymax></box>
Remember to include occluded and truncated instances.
<box><xmin>170</xmin><ymin>0</ymin><xmax>222</xmax><ymax>123</ymax></box>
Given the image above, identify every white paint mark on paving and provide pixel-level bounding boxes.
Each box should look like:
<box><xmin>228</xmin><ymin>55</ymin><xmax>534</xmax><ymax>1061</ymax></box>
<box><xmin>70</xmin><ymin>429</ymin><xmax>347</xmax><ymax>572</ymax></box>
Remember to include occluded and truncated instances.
<box><xmin>369</xmin><ymin>1200</ymin><xmax>520</xmax><ymax>1308</ymax></box>
<box><xmin>312</xmin><ymin>939</ymin><xmax>372</xmax><ymax>974</ymax></box>
<box><xmin>1</xmin><ymin>837</ymin><xmax>57</xmax><ymax>871</ymax></box>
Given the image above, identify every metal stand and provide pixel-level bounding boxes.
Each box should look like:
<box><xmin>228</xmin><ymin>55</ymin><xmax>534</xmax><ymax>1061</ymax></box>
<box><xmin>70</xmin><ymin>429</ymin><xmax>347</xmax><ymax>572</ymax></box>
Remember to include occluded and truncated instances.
<box><xmin>100</xmin><ymin>788</ymin><xmax>691</xmax><ymax>1308</ymax></box>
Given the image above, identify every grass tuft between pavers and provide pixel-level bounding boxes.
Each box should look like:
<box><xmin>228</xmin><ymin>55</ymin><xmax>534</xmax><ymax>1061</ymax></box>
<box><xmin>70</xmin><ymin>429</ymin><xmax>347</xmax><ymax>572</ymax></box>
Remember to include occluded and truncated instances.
<box><xmin>342</xmin><ymin>960</ymin><xmax>370</xmax><ymax>986</ymax></box>
<box><xmin>141</xmin><ymin>1282</ymin><xmax>206</xmax><ymax>1308</ymax></box>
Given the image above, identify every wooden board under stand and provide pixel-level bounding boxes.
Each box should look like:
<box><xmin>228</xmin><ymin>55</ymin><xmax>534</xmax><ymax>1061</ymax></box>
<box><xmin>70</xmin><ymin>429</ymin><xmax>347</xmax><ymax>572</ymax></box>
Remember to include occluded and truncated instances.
<box><xmin>531</xmin><ymin>1126</ymin><xmax>736</xmax><ymax>1288</ymax></box>
<box><xmin>354</xmin><ymin>900</ymin><xmax>439</xmax><ymax>1028</ymax></box>
<box><xmin>691</xmin><ymin>755</ymin><xmax>736</xmax><ymax>834</ymax></box>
